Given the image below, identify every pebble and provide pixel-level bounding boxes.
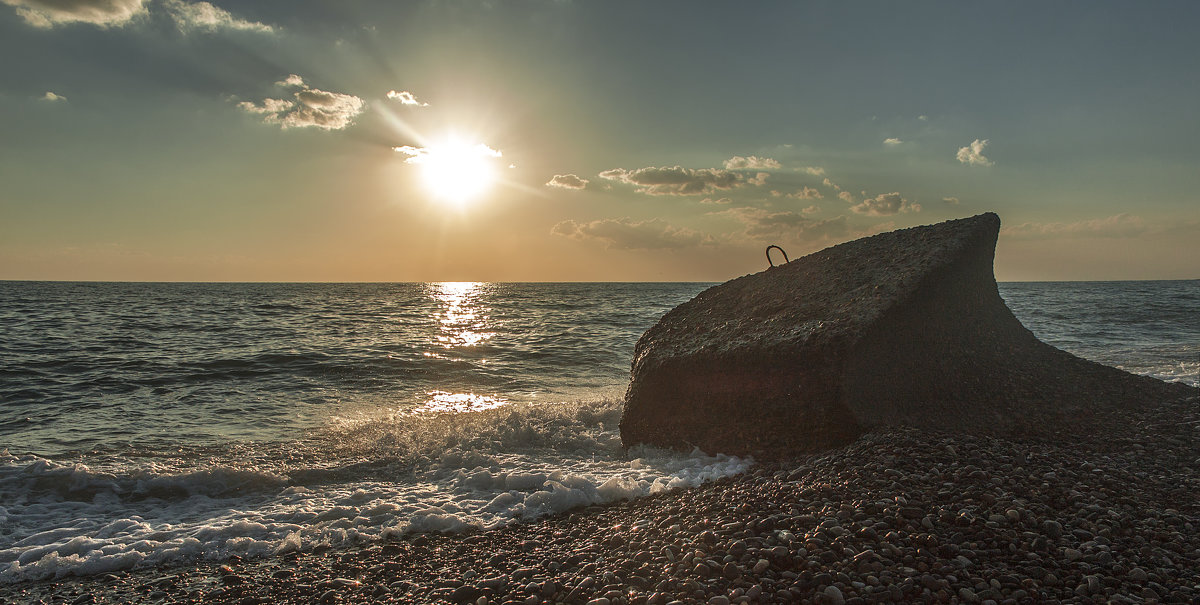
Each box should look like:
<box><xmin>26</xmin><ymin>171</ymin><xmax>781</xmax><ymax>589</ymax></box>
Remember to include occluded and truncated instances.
<box><xmin>10</xmin><ymin>397</ymin><xmax>1199</xmax><ymax>605</ymax></box>
<box><xmin>721</xmin><ymin>561</ymin><xmax>740</xmax><ymax>579</ymax></box>
<box><xmin>822</xmin><ymin>585</ymin><xmax>845</xmax><ymax>605</ymax></box>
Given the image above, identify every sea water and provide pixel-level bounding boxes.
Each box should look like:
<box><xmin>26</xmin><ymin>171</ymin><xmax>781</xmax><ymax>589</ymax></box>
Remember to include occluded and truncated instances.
<box><xmin>0</xmin><ymin>280</ymin><xmax>1196</xmax><ymax>582</ymax></box>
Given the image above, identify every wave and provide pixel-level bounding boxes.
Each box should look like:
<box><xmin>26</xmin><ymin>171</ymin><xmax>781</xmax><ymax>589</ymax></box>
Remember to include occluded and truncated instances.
<box><xmin>0</xmin><ymin>399</ymin><xmax>752</xmax><ymax>583</ymax></box>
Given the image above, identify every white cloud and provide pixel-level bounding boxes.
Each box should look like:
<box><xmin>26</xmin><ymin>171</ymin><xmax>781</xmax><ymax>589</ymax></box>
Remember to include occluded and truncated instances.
<box><xmin>237</xmin><ymin>97</ymin><xmax>291</xmax><ymax>114</ymax></box>
<box><xmin>552</xmin><ymin>218</ymin><xmax>711</xmax><ymax>250</ymax></box>
<box><xmin>3</xmin><ymin>0</ymin><xmax>271</xmax><ymax>31</ymax></box>
<box><xmin>162</xmin><ymin>0</ymin><xmax>272</xmax><ymax>33</ymax></box>
<box><xmin>918</xmin><ymin>115</ymin><xmax>929</xmax><ymax>121</ymax></box>
<box><xmin>943</xmin><ymin>196</ymin><xmax>960</xmax><ymax>205</ymax></box>
<box><xmin>386</xmin><ymin>90</ymin><xmax>428</xmax><ymax>107</ymax></box>
<box><xmin>546</xmin><ymin>174</ymin><xmax>588</xmax><ymax>189</ymax></box>
<box><xmin>719</xmin><ymin>207</ymin><xmax>849</xmax><ymax>241</ymax></box>
<box><xmin>1000</xmin><ymin>214</ymin><xmax>1147</xmax><ymax>239</ymax></box>
<box><xmin>837</xmin><ymin>190</ymin><xmax>855</xmax><ymax>204</ymax></box>
<box><xmin>850</xmin><ymin>192</ymin><xmax>920</xmax><ymax>216</ymax></box>
<box><xmin>723</xmin><ymin>155</ymin><xmax>781</xmax><ymax>170</ymax></box>
<box><xmin>394</xmin><ymin>143</ymin><xmax>501</xmax><ymax>164</ymax></box>
<box><xmin>276</xmin><ymin>74</ymin><xmax>304</xmax><ymax>88</ymax></box>
<box><xmin>2</xmin><ymin>0</ymin><xmax>148</xmax><ymax>28</ymax></box>
<box><xmin>883</xmin><ymin>138</ymin><xmax>902</xmax><ymax>147</ymax></box>
<box><xmin>598</xmin><ymin>166</ymin><xmax>743</xmax><ymax>196</ymax></box>
<box><xmin>238</xmin><ymin>78</ymin><xmax>364</xmax><ymax>131</ymax></box>
<box><xmin>747</xmin><ymin>172</ymin><xmax>769</xmax><ymax>186</ymax></box>
<box><xmin>40</xmin><ymin>91</ymin><xmax>67</xmax><ymax>102</ymax></box>
<box><xmin>700</xmin><ymin>197</ymin><xmax>732</xmax><ymax>205</ymax></box>
<box><xmin>956</xmin><ymin>138</ymin><xmax>993</xmax><ymax>167</ymax></box>
<box><xmin>781</xmin><ymin>186</ymin><xmax>822</xmax><ymax>200</ymax></box>
<box><xmin>803</xmin><ymin>166</ymin><xmax>826</xmax><ymax>176</ymax></box>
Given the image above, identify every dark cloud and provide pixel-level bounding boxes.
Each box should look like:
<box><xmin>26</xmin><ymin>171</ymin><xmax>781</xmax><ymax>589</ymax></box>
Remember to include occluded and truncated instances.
<box><xmin>552</xmin><ymin>217</ymin><xmax>711</xmax><ymax>250</ymax></box>
<box><xmin>599</xmin><ymin>166</ymin><xmax>742</xmax><ymax>196</ymax></box>
<box><xmin>720</xmin><ymin>207</ymin><xmax>849</xmax><ymax>241</ymax></box>
<box><xmin>545</xmin><ymin>174</ymin><xmax>588</xmax><ymax>189</ymax></box>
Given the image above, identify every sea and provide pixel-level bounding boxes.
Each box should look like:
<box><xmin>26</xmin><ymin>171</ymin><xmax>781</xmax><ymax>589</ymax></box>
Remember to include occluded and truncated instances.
<box><xmin>1</xmin><ymin>280</ymin><xmax>1197</xmax><ymax>583</ymax></box>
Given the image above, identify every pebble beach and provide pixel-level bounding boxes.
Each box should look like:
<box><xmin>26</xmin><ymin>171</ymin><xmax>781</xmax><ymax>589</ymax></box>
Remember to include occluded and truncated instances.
<box><xmin>5</xmin><ymin>393</ymin><xmax>1197</xmax><ymax>605</ymax></box>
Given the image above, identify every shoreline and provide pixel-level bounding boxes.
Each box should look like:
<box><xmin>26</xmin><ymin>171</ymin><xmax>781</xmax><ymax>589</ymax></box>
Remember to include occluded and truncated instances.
<box><xmin>4</xmin><ymin>395</ymin><xmax>1197</xmax><ymax>605</ymax></box>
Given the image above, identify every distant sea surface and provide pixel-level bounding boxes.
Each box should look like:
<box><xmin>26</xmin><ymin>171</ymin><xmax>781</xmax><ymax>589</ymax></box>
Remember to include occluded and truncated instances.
<box><xmin>1</xmin><ymin>280</ymin><xmax>1197</xmax><ymax>582</ymax></box>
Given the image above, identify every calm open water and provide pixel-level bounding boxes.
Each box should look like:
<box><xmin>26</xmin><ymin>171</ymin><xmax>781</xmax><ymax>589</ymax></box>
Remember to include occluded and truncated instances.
<box><xmin>0</xmin><ymin>280</ymin><xmax>1196</xmax><ymax>582</ymax></box>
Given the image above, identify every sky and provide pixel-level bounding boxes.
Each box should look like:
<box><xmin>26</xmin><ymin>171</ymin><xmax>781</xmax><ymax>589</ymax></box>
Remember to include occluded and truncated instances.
<box><xmin>1</xmin><ymin>1</ymin><xmax>1198</xmax><ymax>282</ymax></box>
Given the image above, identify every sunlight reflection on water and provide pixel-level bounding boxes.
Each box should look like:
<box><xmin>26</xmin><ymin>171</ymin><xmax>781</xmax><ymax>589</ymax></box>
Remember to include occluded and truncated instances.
<box><xmin>418</xmin><ymin>390</ymin><xmax>510</xmax><ymax>413</ymax></box>
<box><xmin>419</xmin><ymin>282</ymin><xmax>510</xmax><ymax>413</ymax></box>
<box><xmin>429</xmin><ymin>281</ymin><xmax>497</xmax><ymax>349</ymax></box>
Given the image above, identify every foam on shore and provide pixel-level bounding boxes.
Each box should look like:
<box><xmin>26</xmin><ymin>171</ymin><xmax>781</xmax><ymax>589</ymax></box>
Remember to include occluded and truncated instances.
<box><xmin>0</xmin><ymin>399</ymin><xmax>752</xmax><ymax>583</ymax></box>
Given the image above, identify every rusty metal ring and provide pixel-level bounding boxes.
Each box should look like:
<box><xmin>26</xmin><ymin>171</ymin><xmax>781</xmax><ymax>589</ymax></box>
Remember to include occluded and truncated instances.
<box><xmin>766</xmin><ymin>245</ymin><xmax>789</xmax><ymax>268</ymax></box>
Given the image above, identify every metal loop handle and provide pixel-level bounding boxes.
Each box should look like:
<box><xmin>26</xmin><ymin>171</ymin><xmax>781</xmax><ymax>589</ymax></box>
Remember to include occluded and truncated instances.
<box><xmin>766</xmin><ymin>245</ymin><xmax>789</xmax><ymax>268</ymax></box>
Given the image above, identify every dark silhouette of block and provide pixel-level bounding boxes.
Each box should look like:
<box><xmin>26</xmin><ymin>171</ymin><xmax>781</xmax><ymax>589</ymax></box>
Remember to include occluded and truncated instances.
<box><xmin>620</xmin><ymin>213</ymin><xmax>1196</xmax><ymax>458</ymax></box>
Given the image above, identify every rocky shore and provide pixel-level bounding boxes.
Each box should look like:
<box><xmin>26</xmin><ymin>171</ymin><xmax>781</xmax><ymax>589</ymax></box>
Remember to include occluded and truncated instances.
<box><xmin>4</xmin><ymin>394</ymin><xmax>1197</xmax><ymax>605</ymax></box>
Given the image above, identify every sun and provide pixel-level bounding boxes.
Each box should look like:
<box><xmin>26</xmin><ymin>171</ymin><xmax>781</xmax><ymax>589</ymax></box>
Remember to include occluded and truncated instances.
<box><xmin>396</xmin><ymin>137</ymin><xmax>502</xmax><ymax>206</ymax></box>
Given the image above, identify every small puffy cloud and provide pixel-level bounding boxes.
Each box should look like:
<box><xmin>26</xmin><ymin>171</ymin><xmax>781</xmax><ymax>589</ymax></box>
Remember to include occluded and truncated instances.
<box><xmin>850</xmin><ymin>192</ymin><xmax>920</xmax><ymax>216</ymax></box>
<box><xmin>162</xmin><ymin>0</ymin><xmax>272</xmax><ymax>33</ymax></box>
<box><xmin>803</xmin><ymin>166</ymin><xmax>826</xmax><ymax>176</ymax></box>
<box><xmin>386</xmin><ymin>90</ymin><xmax>429</xmax><ymax>106</ymax></box>
<box><xmin>276</xmin><ymin>74</ymin><xmax>304</xmax><ymax>88</ymax></box>
<box><xmin>918</xmin><ymin>115</ymin><xmax>929</xmax><ymax>121</ymax></box>
<box><xmin>237</xmin><ymin>97</ymin><xmax>291</xmax><ymax>114</ymax></box>
<box><xmin>837</xmin><ymin>190</ymin><xmax>855</xmax><ymax>204</ymax></box>
<box><xmin>552</xmin><ymin>217</ymin><xmax>711</xmax><ymax>250</ymax></box>
<box><xmin>546</xmin><ymin>174</ymin><xmax>588</xmax><ymax>189</ymax></box>
<box><xmin>41</xmin><ymin>91</ymin><xmax>67</xmax><ymax>102</ymax></box>
<box><xmin>1001</xmin><ymin>214</ymin><xmax>1146</xmax><ymax>240</ymax></box>
<box><xmin>288</xmin><ymin>89</ymin><xmax>364</xmax><ymax>129</ymax></box>
<box><xmin>747</xmin><ymin>172</ymin><xmax>769</xmax><ymax>186</ymax></box>
<box><xmin>883</xmin><ymin>138</ymin><xmax>902</xmax><ymax>147</ymax></box>
<box><xmin>238</xmin><ymin>78</ymin><xmax>364</xmax><ymax>131</ymax></box>
<box><xmin>719</xmin><ymin>207</ymin><xmax>849</xmax><ymax>241</ymax></box>
<box><xmin>956</xmin><ymin>138</ymin><xmax>993</xmax><ymax>167</ymax></box>
<box><xmin>783</xmin><ymin>186</ymin><xmax>822</xmax><ymax>200</ymax></box>
<box><xmin>599</xmin><ymin>166</ymin><xmax>743</xmax><ymax>196</ymax></box>
<box><xmin>395</xmin><ymin>142</ymin><xmax>501</xmax><ymax>165</ymax></box>
<box><xmin>723</xmin><ymin>155</ymin><xmax>781</xmax><ymax>170</ymax></box>
<box><xmin>2</xmin><ymin>0</ymin><xmax>148</xmax><ymax>28</ymax></box>
<box><xmin>802</xmin><ymin>204</ymin><xmax>821</xmax><ymax>215</ymax></box>
<box><xmin>943</xmin><ymin>196</ymin><xmax>960</xmax><ymax>205</ymax></box>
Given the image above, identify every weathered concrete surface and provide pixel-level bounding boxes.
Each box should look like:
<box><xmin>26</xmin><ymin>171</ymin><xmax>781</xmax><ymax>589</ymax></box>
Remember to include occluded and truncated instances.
<box><xmin>619</xmin><ymin>213</ymin><xmax>1196</xmax><ymax>458</ymax></box>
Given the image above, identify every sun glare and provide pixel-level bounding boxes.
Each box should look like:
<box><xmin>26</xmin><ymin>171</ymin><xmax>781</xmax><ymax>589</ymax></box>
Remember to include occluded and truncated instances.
<box><xmin>396</xmin><ymin>138</ymin><xmax>502</xmax><ymax>206</ymax></box>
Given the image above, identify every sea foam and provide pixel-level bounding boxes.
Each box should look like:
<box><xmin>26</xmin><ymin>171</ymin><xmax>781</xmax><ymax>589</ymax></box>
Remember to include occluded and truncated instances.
<box><xmin>0</xmin><ymin>399</ymin><xmax>752</xmax><ymax>583</ymax></box>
